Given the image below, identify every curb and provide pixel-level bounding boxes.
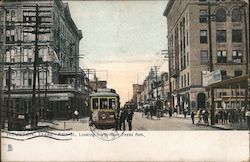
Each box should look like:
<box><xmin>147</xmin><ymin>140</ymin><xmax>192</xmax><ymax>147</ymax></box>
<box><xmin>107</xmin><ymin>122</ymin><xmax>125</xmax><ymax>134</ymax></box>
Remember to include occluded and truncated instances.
<box><xmin>198</xmin><ymin>123</ymin><xmax>232</xmax><ymax>130</ymax></box>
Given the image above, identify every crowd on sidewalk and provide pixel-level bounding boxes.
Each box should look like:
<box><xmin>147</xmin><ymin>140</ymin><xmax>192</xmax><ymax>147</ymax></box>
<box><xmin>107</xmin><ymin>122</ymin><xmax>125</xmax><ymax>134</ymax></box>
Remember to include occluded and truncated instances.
<box><xmin>192</xmin><ymin>107</ymin><xmax>250</xmax><ymax>130</ymax></box>
<box><xmin>140</xmin><ymin>105</ymin><xmax>250</xmax><ymax>130</ymax></box>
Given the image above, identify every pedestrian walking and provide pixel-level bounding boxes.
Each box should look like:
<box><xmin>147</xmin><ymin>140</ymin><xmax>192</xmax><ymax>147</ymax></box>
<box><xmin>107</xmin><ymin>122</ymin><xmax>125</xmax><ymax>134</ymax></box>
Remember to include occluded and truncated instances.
<box><xmin>196</xmin><ymin>109</ymin><xmax>201</xmax><ymax>124</ymax></box>
<box><xmin>142</xmin><ymin>107</ymin><xmax>145</xmax><ymax>118</ymax></box>
<box><xmin>119</xmin><ymin>108</ymin><xmax>127</xmax><ymax>130</ymax></box>
<box><xmin>184</xmin><ymin>107</ymin><xmax>188</xmax><ymax>118</ymax></box>
<box><xmin>73</xmin><ymin>109</ymin><xmax>79</xmax><ymax>121</ymax></box>
<box><xmin>224</xmin><ymin>110</ymin><xmax>228</xmax><ymax>124</ymax></box>
<box><xmin>156</xmin><ymin>109</ymin><xmax>161</xmax><ymax>120</ymax></box>
<box><xmin>191</xmin><ymin>111</ymin><xmax>195</xmax><ymax>124</ymax></box>
<box><xmin>127</xmin><ymin>108</ymin><xmax>134</xmax><ymax>131</ymax></box>
<box><xmin>204</xmin><ymin>109</ymin><xmax>209</xmax><ymax>126</ymax></box>
<box><xmin>174</xmin><ymin>105</ymin><xmax>178</xmax><ymax>117</ymax></box>
<box><xmin>245</xmin><ymin>109</ymin><xmax>250</xmax><ymax>130</ymax></box>
<box><xmin>168</xmin><ymin>108</ymin><xmax>172</xmax><ymax>117</ymax></box>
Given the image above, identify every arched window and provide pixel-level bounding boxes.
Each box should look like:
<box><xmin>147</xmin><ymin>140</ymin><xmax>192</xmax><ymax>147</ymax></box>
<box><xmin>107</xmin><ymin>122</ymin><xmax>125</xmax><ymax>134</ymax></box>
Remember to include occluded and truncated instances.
<box><xmin>23</xmin><ymin>70</ymin><xmax>33</xmax><ymax>86</ymax></box>
<box><xmin>38</xmin><ymin>48</ymin><xmax>49</xmax><ymax>62</ymax></box>
<box><xmin>232</xmin><ymin>8</ymin><xmax>241</xmax><ymax>22</ymax></box>
<box><xmin>23</xmin><ymin>48</ymin><xmax>33</xmax><ymax>62</ymax></box>
<box><xmin>23</xmin><ymin>71</ymin><xmax>27</xmax><ymax>85</ymax></box>
<box><xmin>39</xmin><ymin>70</ymin><xmax>47</xmax><ymax>85</ymax></box>
<box><xmin>10</xmin><ymin>48</ymin><xmax>15</xmax><ymax>63</ymax></box>
<box><xmin>12</xmin><ymin>71</ymin><xmax>16</xmax><ymax>85</ymax></box>
<box><xmin>5</xmin><ymin>49</ymin><xmax>10</xmax><ymax>62</ymax></box>
<box><xmin>22</xmin><ymin>28</ymin><xmax>35</xmax><ymax>42</ymax></box>
<box><xmin>216</xmin><ymin>8</ymin><xmax>227</xmax><ymax>22</ymax></box>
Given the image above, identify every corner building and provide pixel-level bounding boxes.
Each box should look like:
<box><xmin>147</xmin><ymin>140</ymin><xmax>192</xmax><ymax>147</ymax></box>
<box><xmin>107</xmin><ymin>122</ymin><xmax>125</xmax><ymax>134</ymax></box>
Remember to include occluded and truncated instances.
<box><xmin>164</xmin><ymin>0</ymin><xmax>249</xmax><ymax>113</ymax></box>
<box><xmin>1</xmin><ymin>0</ymin><xmax>89</xmax><ymax>129</ymax></box>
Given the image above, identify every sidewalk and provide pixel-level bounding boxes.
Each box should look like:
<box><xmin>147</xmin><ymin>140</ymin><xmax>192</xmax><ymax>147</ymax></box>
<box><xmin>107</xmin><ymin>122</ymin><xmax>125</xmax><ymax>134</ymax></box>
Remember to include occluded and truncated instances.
<box><xmin>38</xmin><ymin>117</ymin><xmax>90</xmax><ymax>131</ymax></box>
<box><xmin>163</xmin><ymin>114</ymin><xmax>249</xmax><ymax>130</ymax></box>
<box><xmin>198</xmin><ymin>121</ymin><xmax>248</xmax><ymax>130</ymax></box>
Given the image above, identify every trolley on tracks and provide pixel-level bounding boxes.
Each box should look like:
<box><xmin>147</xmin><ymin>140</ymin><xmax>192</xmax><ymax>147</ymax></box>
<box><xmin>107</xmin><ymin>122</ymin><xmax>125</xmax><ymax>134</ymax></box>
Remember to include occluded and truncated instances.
<box><xmin>89</xmin><ymin>88</ymin><xmax>120</xmax><ymax>129</ymax></box>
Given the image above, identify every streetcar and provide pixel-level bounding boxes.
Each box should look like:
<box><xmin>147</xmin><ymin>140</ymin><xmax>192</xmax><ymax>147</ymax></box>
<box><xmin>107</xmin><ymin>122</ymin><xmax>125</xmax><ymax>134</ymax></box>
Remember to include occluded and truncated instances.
<box><xmin>89</xmin><ymin>88</ymin><xmax>120</xmax><ymax>128</ymax></box>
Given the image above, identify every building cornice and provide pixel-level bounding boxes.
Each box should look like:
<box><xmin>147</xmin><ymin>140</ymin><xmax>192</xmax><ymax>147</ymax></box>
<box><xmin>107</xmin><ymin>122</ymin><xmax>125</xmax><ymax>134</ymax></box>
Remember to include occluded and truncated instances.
<box><xmin>163</xmin><ymin>0</ymin><xmax>174</xmax><ymax>17</ymax></box>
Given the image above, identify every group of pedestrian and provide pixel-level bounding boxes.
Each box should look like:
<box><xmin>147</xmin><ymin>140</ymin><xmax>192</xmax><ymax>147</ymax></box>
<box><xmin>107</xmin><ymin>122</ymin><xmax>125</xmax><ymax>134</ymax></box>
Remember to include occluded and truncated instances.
<box><xmin>214</xmin><ymin>107</ymin><xmax>246</xmax><ymax>125</ymax></box>
<box><xmin>119</xmin><ymin>106</ymin><xmax>134</xmax><ymax>131</ymax></box>
<box><xmin>194</xmin><ymin>108</ymin><xmax>209</xmax><ymax>125</ymax></box>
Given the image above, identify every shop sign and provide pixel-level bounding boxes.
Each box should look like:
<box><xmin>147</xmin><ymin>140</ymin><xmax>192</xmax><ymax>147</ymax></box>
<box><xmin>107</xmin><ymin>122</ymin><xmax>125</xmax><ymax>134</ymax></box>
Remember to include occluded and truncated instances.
<box><xmin>202</xmin><ymin>70</ymin><xmax>222</xmax><ymax>86</ymax></box>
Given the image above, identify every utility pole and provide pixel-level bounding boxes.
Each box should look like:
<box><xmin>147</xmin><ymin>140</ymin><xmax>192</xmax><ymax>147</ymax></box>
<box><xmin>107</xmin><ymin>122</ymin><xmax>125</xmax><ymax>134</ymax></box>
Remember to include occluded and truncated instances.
<box><xmin>243</xmin><ymin>2</ymin><xmax>249</xmax><ymax>110</ymax></box>
<box><xmin>154</xmin><ymin>66</ymin><xmax>160</xmax><ymax>109</ymax></box>
<box><xmin>23</xmin><ymin>4</ymin><xmax>51</xmax><ymax>127</ymax></box>
<box><xmin>208</xmin><ymin>0</ymin><xmax>215</xmax><ymax>125</ymax></box>
<box><xmin>31</xmin><ymin>4</ymin><xmax>40</xmax><ymax>127</ymax></box>
<box><xmin>0</xmin><ymin>6</ymin><xmax>6</xmax><ymax>129</ymax></box>
<box><xmin>7</xmin><ymin>66</ymin><xmax>11</xmax><ymax>130</ymax></box>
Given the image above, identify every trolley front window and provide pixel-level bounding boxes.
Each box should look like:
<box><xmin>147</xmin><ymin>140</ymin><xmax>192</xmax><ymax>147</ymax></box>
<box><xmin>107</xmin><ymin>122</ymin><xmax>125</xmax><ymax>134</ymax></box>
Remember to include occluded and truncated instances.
<box><xmin>92</xmin><ymin>98</ymin><xmax>98</xmax><ymax>109</ymax></box>
<box><xmin>100</xmin><ymin>98</ymin><xmax>108</xmax><ymax>109</ymax></box>
<box><xmin>109</xmin><ymin>98</ymin><xmax>116</xmax><ymax>109</ymax></box>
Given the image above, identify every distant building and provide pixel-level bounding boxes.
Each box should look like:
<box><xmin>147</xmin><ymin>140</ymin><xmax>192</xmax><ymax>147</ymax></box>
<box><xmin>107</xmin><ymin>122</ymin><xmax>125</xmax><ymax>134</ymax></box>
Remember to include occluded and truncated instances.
<box><xmin>1</xmin><ymin>0</ymin><xmax>90</xmax><ymax>129</ymax></box>
<box><xmin>164</xmin><ymin>0</ymin><xmax>249</xmax><ymax>113</ymax></box>
<box><xmin>160</xmin><ymin>72</ymin><xmax>169</xmax><ymax>109</ymax></box>
<box><xmin>132</xmin><ymin>84</ymin><xmax>143</xmax><ymax>108</ymax></box>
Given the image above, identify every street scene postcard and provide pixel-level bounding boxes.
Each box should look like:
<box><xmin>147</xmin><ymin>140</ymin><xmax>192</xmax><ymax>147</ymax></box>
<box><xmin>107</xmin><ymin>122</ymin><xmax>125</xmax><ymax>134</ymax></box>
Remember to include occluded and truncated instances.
<box><xmin>0</xmin><ymin>0</ymin><xmax>250</xmax><ymax>161</ymax></box>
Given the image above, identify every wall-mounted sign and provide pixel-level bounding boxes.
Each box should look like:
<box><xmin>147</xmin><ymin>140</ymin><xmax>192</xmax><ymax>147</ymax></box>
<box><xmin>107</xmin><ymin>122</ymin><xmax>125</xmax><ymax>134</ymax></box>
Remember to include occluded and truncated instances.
<box><xmin>202</xmin><ymin>70</ymin><xmax>222</xmax><ymax>87</ymax></box>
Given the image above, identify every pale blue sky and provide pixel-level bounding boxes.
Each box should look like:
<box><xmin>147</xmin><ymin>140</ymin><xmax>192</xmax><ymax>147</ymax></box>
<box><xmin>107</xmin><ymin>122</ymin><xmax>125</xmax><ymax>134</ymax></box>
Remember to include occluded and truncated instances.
<box><xmin>66</xmin><ymin>1</ymin><xmax>168</xmax><ymax>104</ymax></box>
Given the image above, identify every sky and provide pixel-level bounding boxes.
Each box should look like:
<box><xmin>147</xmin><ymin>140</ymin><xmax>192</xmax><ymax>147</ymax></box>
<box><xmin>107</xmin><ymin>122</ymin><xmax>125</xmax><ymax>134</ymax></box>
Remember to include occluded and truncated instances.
<box><xmin>66</xmin><ymin>1</ymin><xmax>169</xmax><ymax>105</ymax></box>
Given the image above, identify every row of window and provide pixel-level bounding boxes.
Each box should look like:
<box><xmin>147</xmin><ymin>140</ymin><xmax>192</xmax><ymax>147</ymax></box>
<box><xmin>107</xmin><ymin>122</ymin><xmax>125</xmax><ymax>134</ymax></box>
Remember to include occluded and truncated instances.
<box><xmin>200</xmin><ymin>7</ymin><xmax>242</xmax><ymax>23</ymax></box>
<box><xmin>181</xmin><ymin>72</ymin><xmax>190</xmax><ymax>88</ymax></box>
<box><xmin>200</xmin><ymin>29</ymin><xmax>242</xmax><ymax>43</ymax></box>
<box><xmin>218</xmin><ymin>91</ymin><xmax>244</xmax><ymax>97</ymax></box>
<box><xmin>5</xmin><ymin>29</ymin><xmax>50</xmax><ymax>43</ymax></box>
<box><xmin>5</xmin><ymin>48</ymin><xmax>49</xmax><ymax>63</ymax></box>
<box><xmin>200</xmin><ymin>50</ymin><xmax>243</xmax><ymax>64</ymax></box>
<box><xmin>5</xmin><ymin>70</ymin><xmax>48</xmax><ymax>87</ymax></box>
<box><xmin>6</xmin><ymin>9</ymin><xmax>51</xmax><ymax>22</ymax></box>
<box><xmin>220</xmin><ymin>70</ymin><xmax>243</xmax><ymax>77</ymax></box>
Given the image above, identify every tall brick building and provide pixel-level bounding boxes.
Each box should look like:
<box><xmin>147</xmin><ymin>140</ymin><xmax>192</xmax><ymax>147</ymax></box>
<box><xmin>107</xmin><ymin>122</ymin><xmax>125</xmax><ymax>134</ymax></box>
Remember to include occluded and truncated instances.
<box><xmin>1</xmin><ymin>0</ymin><xmax>90</xmax><ymax>129</ymax></box>
<box><xmin>164</xmin><ymin>0</ymin><xmax>249</xmax><ymax>113</ymax></box>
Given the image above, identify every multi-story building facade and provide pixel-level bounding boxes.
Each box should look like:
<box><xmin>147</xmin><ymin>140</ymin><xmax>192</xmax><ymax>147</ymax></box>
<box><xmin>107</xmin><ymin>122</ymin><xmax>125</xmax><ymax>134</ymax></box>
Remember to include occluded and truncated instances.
<box><xmin>160</xmin><ymin>72</ymin><xmax>169</xmax><ymax>109</ymax></box>
<box><xmin>1</xmin><ymin>0</ymin><xmax>89</xmax><ymax>129</ymax></box>
<box><xmin>164</xmin><ymin>0</ymin><xmax>249</xmax><ymax>113</ymax></box>
<box><xmin>139</xmin><ymin>68</ymin><xmax>165</xmax><ymax>109</ymax></box>
<box><xmin>132</xmin><ymin>84</ymin><xmax>143</xmax><ymax>108</ymax></box>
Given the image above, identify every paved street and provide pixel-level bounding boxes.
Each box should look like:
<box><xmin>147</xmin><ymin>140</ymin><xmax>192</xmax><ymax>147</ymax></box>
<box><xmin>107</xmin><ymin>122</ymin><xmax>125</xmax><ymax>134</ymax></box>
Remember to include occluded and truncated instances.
<box><xmin>132</xmin><ymin>112</ymin><xmax>219</xmax><ymax>130</ymax></box>
<box><xmin>40</xmin><ymin>112</ymin><xmax>220</xmax><ymax>131</ymax></box>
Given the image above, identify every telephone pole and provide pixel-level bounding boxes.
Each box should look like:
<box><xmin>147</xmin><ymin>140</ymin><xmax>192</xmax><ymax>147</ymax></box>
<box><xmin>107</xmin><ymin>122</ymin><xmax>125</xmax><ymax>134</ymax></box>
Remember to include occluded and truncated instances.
<box><xmin>208</xmin><ymin>1</ymin><xmax>215</xmax><ymax>125</ymax></box>
<box><xmin>23</xmin><ymin>4</ymin><xmax>52</xmax><ymax>127</ymax></box>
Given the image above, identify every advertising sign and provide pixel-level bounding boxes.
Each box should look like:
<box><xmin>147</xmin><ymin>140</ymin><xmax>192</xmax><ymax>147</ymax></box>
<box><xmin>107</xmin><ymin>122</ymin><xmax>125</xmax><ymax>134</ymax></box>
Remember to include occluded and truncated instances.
<box><xmin>202</xmin><ymin>70</ymin><xmax>222</xmax><ymax>86</ymax></box>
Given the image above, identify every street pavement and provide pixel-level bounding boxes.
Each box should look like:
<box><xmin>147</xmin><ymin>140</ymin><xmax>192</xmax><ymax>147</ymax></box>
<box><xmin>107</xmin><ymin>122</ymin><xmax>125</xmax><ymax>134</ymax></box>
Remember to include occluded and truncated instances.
<box><xmin>132</xmin><ymin>112</ymin><xmax>219</xmax><ymax>130</ymax></box>
<box><xmin>39</xmin><ymin>112</ymin><xmax>221</xmax><ymax>131</ymax></box>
